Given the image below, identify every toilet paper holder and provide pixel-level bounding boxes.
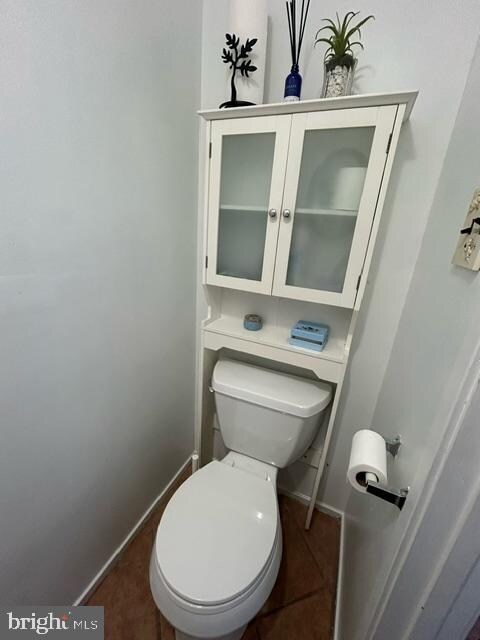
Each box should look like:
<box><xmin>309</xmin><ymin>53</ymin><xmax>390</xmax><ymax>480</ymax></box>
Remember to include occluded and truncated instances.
<box><xmin>385</xmin><ymin>435</ymin><xmax>402</xmax><ymax>458</ymax></box>
<box><xmin>366</xmin><ymin>481</ymin><xmax>409</xmax><ymax>510</ymax></box>
<box><xmin>366</xmin><ymin>435</ymin><xmax>409</xmax><ymax>511</ymax></box>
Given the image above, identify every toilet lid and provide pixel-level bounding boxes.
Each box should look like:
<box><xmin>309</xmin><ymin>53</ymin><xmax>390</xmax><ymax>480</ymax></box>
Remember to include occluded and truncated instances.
<box><xmin>155</xmin><ymin>460</ymin><xmax>278</xmax><ymax>606</ymax></box>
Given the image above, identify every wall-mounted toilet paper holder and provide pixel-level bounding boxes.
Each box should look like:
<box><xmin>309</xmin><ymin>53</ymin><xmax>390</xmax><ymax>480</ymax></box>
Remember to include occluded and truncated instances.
<box><xmin>366</xmin><ymin>435</ymin><xmax>409</xmax><ymax>511</ymax></box>
<box><xmin>385</xmin><ymin>435</ymin><xmax>402</xmax><ymax>458</ymax></box>
<box><xmin>366</xmin><ymin>481</ymin><xmax>409</xmax><ymax>510</ymax></box>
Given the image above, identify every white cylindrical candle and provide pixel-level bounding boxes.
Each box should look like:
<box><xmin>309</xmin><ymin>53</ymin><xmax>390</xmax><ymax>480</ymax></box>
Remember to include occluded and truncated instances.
<box><xmin>330</xmin><ymin>166</ymin><xmax>368</xmax><ymax>211</ymax></box>
<box><xmin>229</xmin><ymin>0</ymin><xmax>268</xmax><ymax>105</ymax></box>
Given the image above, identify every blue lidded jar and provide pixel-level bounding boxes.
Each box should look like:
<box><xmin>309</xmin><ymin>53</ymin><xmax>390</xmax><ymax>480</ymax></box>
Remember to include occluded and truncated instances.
<box><xmin>284</xmin><ymin>64</ymin><xmax>302</xmax><ymax>102</ymax></box>
<box><xmin>244</xmin><ymin>314</ymin><xmax>263</xmax><ymax>331</ymax></box>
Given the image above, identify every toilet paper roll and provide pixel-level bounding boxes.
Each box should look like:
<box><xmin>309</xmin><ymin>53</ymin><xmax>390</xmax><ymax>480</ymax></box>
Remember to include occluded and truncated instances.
<box><xmin>330</xmin><ymin>167</ymin><xmax>367</xmax><ymax>211</ymax></box>
<box><xmin>347</xmin><ymin>429</ymin><xmax>387</xmax><ymax>493</ymax></box>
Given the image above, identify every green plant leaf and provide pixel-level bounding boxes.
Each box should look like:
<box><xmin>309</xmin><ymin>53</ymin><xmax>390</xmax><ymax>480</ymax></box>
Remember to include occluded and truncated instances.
<box><xmin>319</xmin><ymin>18</ymin><xmax>338</xmax><ymax>30</ymax></box>
<box><xmin>348</xmin><ymin>41</ymin><xmax>364</xmax><ymax>50</ymax></box>
<box><xmin>314</xmin><ymin>37</ymin><xmax>334</xmax><ymax>47</ymax></box>
<box><xmin>340</xmin><ymin>11</ymin><xmax>358</xmax><ymax>38</ymax></box>
<box><xmin>344</xmin><ymin>15</ymin><xmax>374</xmax><ymax>43</ymax></box>
<box><xmin>315</xmin><ymin>24</ymin><xmax>338</xmax><ymax>35</ymax></box>
<box><xmin>314</xmin><ymin>11</ymin><xmax>374</xmax><ymax>59</ymax></box>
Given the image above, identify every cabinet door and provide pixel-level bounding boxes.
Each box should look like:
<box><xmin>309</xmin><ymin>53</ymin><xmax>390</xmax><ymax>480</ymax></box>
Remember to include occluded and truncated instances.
<box><xmin>272</xmin><ymin>106</ymin><xmax>397</xmax><ymax>307</ymax></box>
<box><xmin>206</xmin><ymin>116</ymin><xmax>290</xmax><ymax>294</ymax></box>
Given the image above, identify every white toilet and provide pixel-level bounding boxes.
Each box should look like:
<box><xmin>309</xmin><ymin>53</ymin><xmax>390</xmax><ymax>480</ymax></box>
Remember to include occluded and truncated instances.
<box><xmin>150</xmin><ymin>359</ymin><xmax>332</xmax><ymax>640</ymax></box>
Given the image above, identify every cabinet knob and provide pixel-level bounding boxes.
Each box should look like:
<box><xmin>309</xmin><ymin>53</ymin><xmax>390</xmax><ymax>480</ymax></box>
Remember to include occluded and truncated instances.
<box><xmin>268</xmin><ymin>208</ymin><xmax>277</xmax><ymax>219</ymax></box>
<box><xmin>283</xmin><ymin>209</ymin><xmax>291</xmax><ymax>219</ymax></box>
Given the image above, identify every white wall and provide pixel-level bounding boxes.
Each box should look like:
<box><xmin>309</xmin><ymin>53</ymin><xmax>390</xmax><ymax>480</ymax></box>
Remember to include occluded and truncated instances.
<box><xmin>200</xmin><ymin>0</ymin><xmax>480</xmax><ymax>510</ymax></box>
<box><xmin>0</xmin><ymin>0</ymin><xmax>201</xmax><ymax>604</ymax></box>
<box><xmin>338</xmin><ymin>37</ymin><xmax>480</xmax><ymax>640</ymax></box>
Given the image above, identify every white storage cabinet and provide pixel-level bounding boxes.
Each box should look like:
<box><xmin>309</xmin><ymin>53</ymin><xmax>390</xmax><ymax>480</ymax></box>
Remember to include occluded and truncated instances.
<box><xmin>197</xmin><ymin>94</ymin><xmax>417</xmax><ymax>528</ymax></box>
<box><xmin>206</xmin><ymin>104</ymin><xmax>398</xmax><ymax>308</ymax></box>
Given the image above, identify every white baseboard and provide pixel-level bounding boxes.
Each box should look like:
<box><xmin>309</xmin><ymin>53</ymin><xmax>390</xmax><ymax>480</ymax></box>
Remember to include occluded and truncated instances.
<box><xmin>334</xmin><ymin>508</ymin><xmax>345</xmax><ymax>640</ymax></box>
<box><xmin>277</xmin><ymin>485</ymin><xmax>344</xmax><ymax>520</ymax></box>
<box><xmin>74</xmin><ymin>455</ymin><xmax>192</xmax><ymax>605</ymax></box>
<box><xmin>277</xmin><ymin>486</ymin><xmax>345</xmax><ymax>640</ymax></box>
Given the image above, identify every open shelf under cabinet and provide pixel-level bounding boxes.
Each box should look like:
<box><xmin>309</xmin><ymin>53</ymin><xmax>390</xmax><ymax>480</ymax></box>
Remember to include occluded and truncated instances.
<box><xmin>203</xmin><ymin>315</ymin><xmax>347</xmax><ymax>383</ymax></box>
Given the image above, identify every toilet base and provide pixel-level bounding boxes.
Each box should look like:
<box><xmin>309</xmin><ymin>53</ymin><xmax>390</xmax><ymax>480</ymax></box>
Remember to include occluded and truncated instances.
<box><xmin>175</xmin><ymin>624</ymin><xmax>247</xmax><ymax>640</ymax></box>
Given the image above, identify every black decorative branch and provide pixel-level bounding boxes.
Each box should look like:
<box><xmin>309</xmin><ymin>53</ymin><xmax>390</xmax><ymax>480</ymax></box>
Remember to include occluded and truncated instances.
<box><xmin>220</xmin><ymin>33</ymin><xmax>258</xmax><ymax>109</ymax></box>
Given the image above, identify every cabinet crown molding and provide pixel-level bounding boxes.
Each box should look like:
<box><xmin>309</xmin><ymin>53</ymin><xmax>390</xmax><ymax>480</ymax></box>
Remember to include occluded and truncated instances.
<box><xmin>199</xmin><ymin>91</ymin><xmax>418</xmax><ymax>122</ymax></box>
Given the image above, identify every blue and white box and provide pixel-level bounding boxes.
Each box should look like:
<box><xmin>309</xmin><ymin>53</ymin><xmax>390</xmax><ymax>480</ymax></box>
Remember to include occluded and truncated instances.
<box><xmin>288</xmin><ymin>320</ymin><xmax>330</xmax><ymax>352</ymax></box>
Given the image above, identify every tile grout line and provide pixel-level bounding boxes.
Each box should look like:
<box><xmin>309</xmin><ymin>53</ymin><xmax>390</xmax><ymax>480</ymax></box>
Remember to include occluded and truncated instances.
<box><xmin>255</xmin><ymin>588</ymin><xmax>326</xmax><ymax>622</ymax></box>
<box><xmin>285</xmin><ymin>497</ymin><xmax>338</xmax><ymax>589</ymax></box>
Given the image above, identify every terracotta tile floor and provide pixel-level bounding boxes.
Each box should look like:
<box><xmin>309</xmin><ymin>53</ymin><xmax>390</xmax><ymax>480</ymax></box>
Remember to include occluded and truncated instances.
<box><xmin>87</xmin><ymin>467</ymin><xmax>340</xmax><ymax>639</ymax></box>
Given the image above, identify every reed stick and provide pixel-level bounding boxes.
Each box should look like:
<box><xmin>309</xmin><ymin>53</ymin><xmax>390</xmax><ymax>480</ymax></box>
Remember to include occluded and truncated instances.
<box><xmin>286</xmin><ymin>0</ymin><xmax>310</xmax><ymax>66</ymax></box>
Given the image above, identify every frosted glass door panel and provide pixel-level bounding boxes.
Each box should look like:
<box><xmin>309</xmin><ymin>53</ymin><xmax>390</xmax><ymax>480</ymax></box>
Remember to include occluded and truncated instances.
<box><xmin>217</xmin><ymin>133</ymin><xmax>275</xmax><ymax>280</ymax></box>
<box><xmin>217</xmin><ymin>208</ymin><xmax>268</xmax><ymax>280</ymax></box>
<box><xmin>286</xmin><ymin>213</ymin><xmax>357</xmax><ymax>292</ymax></box>
<box><xmin>286</xmin><ymin>127</ymin><xmax>374</xmax><ymax>293</ymax></box>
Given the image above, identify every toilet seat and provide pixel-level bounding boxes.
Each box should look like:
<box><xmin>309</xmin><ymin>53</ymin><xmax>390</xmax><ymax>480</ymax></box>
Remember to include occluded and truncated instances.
<box><xmin>155</xmin><ymin>460</ymin><xmax>278</xmax><ymax>607</ymax></box>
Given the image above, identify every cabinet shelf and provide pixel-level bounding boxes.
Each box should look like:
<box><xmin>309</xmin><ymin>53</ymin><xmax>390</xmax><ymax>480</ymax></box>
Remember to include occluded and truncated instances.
<box><xmin>220</xmin><ymin>204</ymin><xmax>266</xmax><ymax>212</ymax></box>
<box><xmin>203</xmin><ymin>315</ymin><xmax>347</xmax><ymax>382</ymax></box>
<box><xmin>296</xmin><ymin>207</ymin><xmax>357</xmax><ymax>217</ymax></box>
<box><xmin>220</xmin><ymin>204</ymin><xmax>356</xmax><ymax>217</ymax></box>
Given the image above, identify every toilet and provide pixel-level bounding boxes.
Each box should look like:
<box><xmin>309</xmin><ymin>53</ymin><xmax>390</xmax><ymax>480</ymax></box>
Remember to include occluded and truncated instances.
<box><xmin>150</xmin><ymin>359</ymin><xmax>332</xmax><ymax>640</ymax></box>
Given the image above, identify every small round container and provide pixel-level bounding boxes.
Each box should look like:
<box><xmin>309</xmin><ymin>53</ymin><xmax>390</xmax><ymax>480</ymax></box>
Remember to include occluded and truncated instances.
<box><xmin>244</xmin><ymin>314</ymin><xmax>263</xmax><ymax>331</ymax></box>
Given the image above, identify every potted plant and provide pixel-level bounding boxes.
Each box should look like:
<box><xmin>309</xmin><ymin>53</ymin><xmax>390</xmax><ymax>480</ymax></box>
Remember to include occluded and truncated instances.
<box><xmin>315</xmin><ymin>11</ymin><xmax>374</xmax><ymax>98</ymax></box>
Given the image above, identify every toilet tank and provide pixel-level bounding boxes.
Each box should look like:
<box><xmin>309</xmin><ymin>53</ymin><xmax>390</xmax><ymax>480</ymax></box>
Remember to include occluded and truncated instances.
<box><xmin>212</xmin><ymin>359</ymin><xmax>332</xmax><ymax>468</ymax></box>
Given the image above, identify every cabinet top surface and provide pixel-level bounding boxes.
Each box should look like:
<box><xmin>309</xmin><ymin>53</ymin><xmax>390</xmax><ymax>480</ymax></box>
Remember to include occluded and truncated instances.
<box><xmin>198</xmin><ymin>91</ymin><xmax>418</xmax><ymax>122</ymax></box>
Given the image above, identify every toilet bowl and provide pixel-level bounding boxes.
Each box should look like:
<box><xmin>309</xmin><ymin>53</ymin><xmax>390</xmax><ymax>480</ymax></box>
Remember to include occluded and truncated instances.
<box><xmin>150</xmin><ymin>453</ymin><xmax>281</xmax><ymax>640</ymax></box>
<box><xmin>150</xmin><ymin>359</ymin><xmax>332</xmax><ymax>640</ymax></box>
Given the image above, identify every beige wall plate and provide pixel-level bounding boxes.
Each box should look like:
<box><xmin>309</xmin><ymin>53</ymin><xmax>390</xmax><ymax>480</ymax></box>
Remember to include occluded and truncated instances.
<box><xmin>452</xmin><ymin>188</ymin><xmax>480</xmax><ymax>270</ymax></box>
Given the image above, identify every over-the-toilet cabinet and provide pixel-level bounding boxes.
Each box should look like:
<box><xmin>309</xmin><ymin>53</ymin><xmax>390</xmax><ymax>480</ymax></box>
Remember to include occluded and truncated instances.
<box><xmin>206</xmin><ymin>105</ymin><xmax>397</xmax><ymax>308</ymax></box>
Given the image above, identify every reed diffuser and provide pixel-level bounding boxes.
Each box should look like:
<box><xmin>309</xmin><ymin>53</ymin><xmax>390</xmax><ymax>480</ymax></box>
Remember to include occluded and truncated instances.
<box><xmin>284</xmin><ymin>0</ymin><xmax>311</xmax><ymax>101</ymax></box>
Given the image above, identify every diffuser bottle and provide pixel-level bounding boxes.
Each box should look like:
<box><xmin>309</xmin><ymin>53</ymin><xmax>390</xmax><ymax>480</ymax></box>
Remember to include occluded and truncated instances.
<box><xmin>284</xmin><ymin>64</ymin><xmax>302</xmax><ymax>101</ymax></box>
<box><xmin>283</xmin><ymin>0</ymin><xmax>310</xmax><ymax>103</ymax></box>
